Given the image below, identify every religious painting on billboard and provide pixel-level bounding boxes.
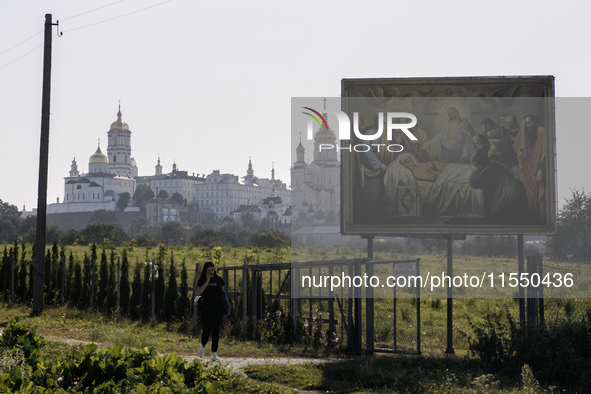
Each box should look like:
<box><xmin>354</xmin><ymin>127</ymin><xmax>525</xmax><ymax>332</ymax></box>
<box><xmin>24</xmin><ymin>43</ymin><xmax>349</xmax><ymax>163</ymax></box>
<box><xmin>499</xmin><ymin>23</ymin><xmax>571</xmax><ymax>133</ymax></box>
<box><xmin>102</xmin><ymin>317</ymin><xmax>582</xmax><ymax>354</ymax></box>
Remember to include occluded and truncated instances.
<box><xmin>340</xmin><ymin>76</ymin><xmax>556</xmax><ymax>235</ymax></box>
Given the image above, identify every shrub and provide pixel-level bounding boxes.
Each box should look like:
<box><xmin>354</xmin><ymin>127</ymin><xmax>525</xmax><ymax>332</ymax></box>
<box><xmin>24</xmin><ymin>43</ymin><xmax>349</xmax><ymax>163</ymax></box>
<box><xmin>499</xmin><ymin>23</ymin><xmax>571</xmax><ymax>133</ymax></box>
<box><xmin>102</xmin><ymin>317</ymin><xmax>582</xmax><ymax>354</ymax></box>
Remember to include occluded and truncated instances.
<box><xmin>0</xmin><ymin>322</ymin><xmax>229</xmax><ymax>393</ymax></box>
<box><xmin>467</xmin><ymin>308</ymin><xmax>591</xmax><ymax>391</ymax></box>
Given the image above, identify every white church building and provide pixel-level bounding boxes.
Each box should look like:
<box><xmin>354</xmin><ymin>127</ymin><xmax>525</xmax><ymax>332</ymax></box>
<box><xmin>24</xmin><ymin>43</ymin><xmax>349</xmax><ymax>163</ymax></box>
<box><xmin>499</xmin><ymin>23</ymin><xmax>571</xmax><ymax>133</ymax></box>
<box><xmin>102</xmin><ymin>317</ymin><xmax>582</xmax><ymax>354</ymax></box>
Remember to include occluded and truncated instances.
<box><xmin>47</xmin><ymin>107</ymin><xmax>137</xmax><ymax>214</ymax></box>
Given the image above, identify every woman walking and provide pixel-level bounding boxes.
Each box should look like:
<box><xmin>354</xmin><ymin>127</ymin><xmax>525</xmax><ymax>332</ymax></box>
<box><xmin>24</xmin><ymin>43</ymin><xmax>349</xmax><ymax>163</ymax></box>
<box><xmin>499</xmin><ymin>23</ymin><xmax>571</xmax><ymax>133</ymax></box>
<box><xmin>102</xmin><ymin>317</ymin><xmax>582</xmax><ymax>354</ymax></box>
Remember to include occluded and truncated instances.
<box><xmin>195</xmin><ymin>261</ymin><xmax>226</xmax><ymax>361</ymax></box>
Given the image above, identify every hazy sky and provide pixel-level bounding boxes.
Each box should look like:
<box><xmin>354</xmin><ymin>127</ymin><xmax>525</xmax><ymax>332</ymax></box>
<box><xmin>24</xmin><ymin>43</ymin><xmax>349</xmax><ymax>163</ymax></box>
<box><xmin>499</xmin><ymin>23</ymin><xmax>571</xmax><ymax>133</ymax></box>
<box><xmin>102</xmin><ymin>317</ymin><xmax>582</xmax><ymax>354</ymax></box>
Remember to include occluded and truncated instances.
<box><xmin>2</xmin><ymin>0</ymin><xmax>590</xmax><ymax>212</ymax></box>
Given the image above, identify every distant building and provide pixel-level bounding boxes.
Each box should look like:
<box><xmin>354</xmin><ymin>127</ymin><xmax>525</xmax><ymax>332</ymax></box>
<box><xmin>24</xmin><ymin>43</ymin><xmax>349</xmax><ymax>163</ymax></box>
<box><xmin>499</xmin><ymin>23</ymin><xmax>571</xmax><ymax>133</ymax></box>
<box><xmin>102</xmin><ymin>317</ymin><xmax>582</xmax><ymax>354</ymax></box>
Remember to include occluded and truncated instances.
<box><xmin>145</xmin><ymin>198</ymin><xmax>187</xmax><ymax>223</ymax></box>
<box><xmin>136</xmin><ymin>159</ymin><xmax>204</xmax><ymax>205</ymax></box>
<box><xmin>46</xmin><ymin>106</ymin><xmax>291</xmax><ymax>226</ymax></box>
<box><xmin>193</xmin><ymin>160</ymin><xmax>290</xmax><ymax>221</ymax></box>
<box><xmin>290</xmin><ymin>115</ymin><xmax>340</xmax><ymax>226</ymax></box>
<box><xmin>48</xmin><ymin>107</ymin><xmax>137</xmax><ymax>214</ymax></box>
<box><xmin>259</xmin><ymin>194</ymin><xmax>291</xmax><ymax>227</ymax></box>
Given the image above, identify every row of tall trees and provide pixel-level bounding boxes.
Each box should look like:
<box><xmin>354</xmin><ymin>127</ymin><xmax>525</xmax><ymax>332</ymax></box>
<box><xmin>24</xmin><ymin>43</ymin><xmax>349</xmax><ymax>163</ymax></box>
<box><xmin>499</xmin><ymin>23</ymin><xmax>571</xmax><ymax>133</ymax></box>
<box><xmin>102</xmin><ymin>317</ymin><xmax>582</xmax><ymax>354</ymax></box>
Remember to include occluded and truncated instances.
<box><xmin>0</xmin><ymin>241</ymin><xmax>193</xmax><ymax>323</ymax></box>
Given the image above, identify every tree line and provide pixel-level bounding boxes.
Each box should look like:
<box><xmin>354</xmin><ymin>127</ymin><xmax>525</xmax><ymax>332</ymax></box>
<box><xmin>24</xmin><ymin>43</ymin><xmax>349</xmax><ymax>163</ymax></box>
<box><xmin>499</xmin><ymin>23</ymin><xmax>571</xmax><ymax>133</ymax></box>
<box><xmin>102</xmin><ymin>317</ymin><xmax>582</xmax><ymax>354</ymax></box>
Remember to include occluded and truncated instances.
<box><xmin>0</xmin><ymin>241</ymin><xmax>193</xmax><ymax>324</ymax></box>
<box><xmin>0</xmin><ymin>198</ymin><xmax>290</xmax><ymax>250</ymax></box>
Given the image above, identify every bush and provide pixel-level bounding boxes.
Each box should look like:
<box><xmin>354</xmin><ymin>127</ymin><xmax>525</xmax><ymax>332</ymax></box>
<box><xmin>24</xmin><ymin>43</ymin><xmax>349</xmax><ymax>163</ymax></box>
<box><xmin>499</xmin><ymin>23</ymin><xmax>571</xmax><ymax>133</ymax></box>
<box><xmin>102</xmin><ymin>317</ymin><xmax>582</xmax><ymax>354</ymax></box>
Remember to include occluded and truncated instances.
<box><xmin>248</xmin><ymin>231</ymin><xmax>290</xmax><ymax>249</ymax></box>
<box><xmin>467</xmin><ymin>308</ymin><xmax>591</xmax><ymax>391</ymax></box>
<box><xmin>0</xmin><ymin>322</ymin><xmax>229</xmax><ymax>393</ymax></box>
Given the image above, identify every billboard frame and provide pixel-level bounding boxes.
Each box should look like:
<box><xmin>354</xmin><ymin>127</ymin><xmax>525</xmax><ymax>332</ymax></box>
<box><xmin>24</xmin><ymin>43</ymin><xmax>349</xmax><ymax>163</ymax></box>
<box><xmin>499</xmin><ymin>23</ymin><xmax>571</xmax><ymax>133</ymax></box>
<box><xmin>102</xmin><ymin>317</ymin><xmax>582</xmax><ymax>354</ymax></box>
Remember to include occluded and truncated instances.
<box><xmin>340</xmin><ymin>75</ymin><xmax>557</xmax><ymax>236</ymax></box>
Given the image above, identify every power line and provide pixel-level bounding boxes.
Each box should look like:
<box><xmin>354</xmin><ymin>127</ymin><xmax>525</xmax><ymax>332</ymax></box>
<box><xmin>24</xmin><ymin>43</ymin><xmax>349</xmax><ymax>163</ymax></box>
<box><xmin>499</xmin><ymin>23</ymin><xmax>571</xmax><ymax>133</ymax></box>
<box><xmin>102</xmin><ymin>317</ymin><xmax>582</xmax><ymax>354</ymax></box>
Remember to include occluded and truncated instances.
<box><xmin>62</xmin><ymin>0</ymin><xmax>125</xmax><ymax>21</ymax></box>
<box><xmin>63</xmin><ymin>0</ymin><xmax>174</xmax><ymax>33</ymax></box>
<box><xmin>0</xmin><ymin>30</ymin><xmax>42</xmax><ymax>58</ymax></box>
<box><xmin>0</xmin><ymin>43</ymin><xmax>43</xmax><ymax>71</ymax></box>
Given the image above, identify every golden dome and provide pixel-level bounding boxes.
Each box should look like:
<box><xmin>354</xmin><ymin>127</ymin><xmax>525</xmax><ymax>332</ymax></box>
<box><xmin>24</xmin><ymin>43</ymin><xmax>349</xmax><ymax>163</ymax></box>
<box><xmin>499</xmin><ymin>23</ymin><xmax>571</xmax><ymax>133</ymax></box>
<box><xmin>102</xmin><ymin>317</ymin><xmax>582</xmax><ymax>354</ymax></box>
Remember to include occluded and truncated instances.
<box><xmin>110</xmin><ymin>108</ymin><xmax>129</xmax><ymax>131</ymax></box>
<box><xmin>89</xmin><ymin>145</ymin><xmax>108</xmax><ymax>164</ymax></box>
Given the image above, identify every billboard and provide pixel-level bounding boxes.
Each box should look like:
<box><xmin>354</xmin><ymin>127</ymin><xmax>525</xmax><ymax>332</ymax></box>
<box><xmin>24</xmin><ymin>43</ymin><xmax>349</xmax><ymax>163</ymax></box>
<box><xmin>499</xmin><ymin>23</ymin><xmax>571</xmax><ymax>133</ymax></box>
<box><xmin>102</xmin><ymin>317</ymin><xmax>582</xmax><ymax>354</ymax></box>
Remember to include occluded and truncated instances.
<box><xmin>340</xmin><ymin>76</ymin><xmax>556</xmax><ymax>235</ymax></box>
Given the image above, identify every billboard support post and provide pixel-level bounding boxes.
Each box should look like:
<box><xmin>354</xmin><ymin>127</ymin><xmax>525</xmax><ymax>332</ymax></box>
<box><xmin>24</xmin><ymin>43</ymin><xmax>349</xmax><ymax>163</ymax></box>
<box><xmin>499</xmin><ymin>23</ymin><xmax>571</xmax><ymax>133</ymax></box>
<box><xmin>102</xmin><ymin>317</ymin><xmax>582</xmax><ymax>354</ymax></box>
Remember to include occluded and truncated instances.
<box><xmin>446</xmin><ymin>235</ymin><xmax>455</xmax><ymax>354</ymax></box>
<box><xmin>518</xmin><ymin>234</ymin><xmax>525</xmax><ymax>325</ymax></box>
<box><xmin>365</xmin><ymin>235</ymin><xmax>375</xmax><ymax>354</ymax></box>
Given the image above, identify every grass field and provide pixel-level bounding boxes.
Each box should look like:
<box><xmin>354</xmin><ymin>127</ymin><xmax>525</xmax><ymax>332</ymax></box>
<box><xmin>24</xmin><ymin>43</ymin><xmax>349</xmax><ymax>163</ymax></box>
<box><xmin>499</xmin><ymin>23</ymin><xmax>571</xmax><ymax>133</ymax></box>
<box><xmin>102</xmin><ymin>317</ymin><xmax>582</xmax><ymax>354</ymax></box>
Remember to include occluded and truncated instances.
<box><xmin>2</xmin><ymin>243</ymin><xmax>590</xmax><ymax>392</ymax></box>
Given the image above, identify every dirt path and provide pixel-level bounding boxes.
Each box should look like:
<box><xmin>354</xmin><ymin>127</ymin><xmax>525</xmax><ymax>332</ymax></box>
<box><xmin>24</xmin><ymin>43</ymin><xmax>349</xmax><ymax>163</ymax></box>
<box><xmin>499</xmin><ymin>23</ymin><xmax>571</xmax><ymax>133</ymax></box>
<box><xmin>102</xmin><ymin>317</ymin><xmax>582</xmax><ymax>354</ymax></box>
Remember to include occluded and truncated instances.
<box><xmin>0</xmin><ymin>327</ymin><xmax>340</xmax><ymax>370</ymax></box>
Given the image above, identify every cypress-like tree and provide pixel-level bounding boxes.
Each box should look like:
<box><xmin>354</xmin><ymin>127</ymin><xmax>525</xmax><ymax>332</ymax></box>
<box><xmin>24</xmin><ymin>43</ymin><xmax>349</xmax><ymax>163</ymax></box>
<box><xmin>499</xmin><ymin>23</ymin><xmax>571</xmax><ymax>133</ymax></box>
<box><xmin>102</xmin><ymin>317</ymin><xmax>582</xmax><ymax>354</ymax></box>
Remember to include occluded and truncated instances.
<box><xmin>80</xmin><ymin>252</ymin><xmax>91</xmax><ymax>309</ymax></box>
<box><xmin>26</xmin><ymin>244</ymin><xmax>35</xmax><ymax>303</ymax></box>
<box><xmin>44</xmin><ymin>249</ymin><xmax>52</xmax><ymax>305</ymax></box>
<box><xmin>120</xmin><ymin>249</ymin><xmax>131</xmax><ymax>316</ymax></box>
<box><xmin>155</xmin><ymin>263</ymin><xmax>165</xmax><ymax>320</ymax></box>
<box><xmin>17</xmin><ymin>242</ymin><xmax>27</xmax><ymax>302</ymax></box>
<box><xmin>90</xmin><ymin>242</ymin><xmax>98</xmax><ymax>311</ymax></box>
<box><xmin>176</xmin><ymin>258</ymin><xmax>191</xmax><ymax>321</ymax></box>
<box><xmin>129</xmin><ymin>262</ymin><xmax>142</xmax><ymax>319</ymax></box>
<box><xmin>56</xmin><ymin>245</ymin><xmax>66</xmax><ymax>304</ymax></box>
<box><xmin>140</xmin><ymin>262</ymin><xmax>152</xmax><ymax>322</ymax></box>
<box><xmin>106</xmin><ymin>249</ymin><xmax>117</xmax><ymax>311</ymax></box>
<box><xmin>12</xmin><ymin>241</ymin><xmax>19</xmax><ymax>301</ymax></box>
<box><xmin>1</xmin><ymin>246</ymin><xmax>8</xmax><ymax>301</ymax></box>
<box><xmin>72</xmin><ymin>260</ymin><xmax>82</xmax><ymax>308</ymax></box>
<box><xmin>97</xmin><ymin>247</ymin><xmax>108</xmax><ymax>311</ymax></box>
<box><xmin>2</xmin><ymin>246</ymin><xmax>12</xmax><ymax>302</ymax></box>
<box><xmin>51</xmin><ymin>242</ymin><xmax>59</xmax><ymax>294</ymax></box>
<box><xmin>163</xmin><ymin>251</ymin><xmax>178</xmax><ymax>322</ymax></box>
<box><xmin>65</xmin><ymin>251</ymin><xmax>74</xmax><ymax>303</ymax></box>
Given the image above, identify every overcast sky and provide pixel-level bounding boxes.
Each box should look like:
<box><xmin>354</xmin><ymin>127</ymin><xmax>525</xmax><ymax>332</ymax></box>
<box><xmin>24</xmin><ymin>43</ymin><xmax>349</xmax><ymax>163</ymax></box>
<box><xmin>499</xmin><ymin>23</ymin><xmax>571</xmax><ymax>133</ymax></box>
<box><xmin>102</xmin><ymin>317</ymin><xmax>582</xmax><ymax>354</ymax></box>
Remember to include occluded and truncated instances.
<box><xmin>1</xmin><ymin>0</ymin><xmax>590</xmax><ymax>212</ymax></box>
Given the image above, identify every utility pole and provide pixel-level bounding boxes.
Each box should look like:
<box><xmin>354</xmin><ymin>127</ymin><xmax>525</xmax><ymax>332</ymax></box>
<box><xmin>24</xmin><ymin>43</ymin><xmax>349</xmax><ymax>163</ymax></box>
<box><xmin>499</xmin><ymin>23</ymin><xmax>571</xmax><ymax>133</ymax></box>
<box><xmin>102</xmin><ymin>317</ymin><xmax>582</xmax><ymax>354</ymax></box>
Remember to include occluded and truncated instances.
<box><xmin>33</xmin><ymin>14</ymin><xmax>60</xmax><ymax>315</ymax></box>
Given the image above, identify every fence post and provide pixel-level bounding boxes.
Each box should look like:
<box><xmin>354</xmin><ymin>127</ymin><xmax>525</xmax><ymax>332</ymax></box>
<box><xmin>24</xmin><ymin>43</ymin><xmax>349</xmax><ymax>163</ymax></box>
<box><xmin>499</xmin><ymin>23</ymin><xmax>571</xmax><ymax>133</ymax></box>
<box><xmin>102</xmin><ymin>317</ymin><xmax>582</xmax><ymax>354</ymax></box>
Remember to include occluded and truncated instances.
<box><xmin>223</xmin><ymin>269</ymin><xmax>229</xmax><ymax>325</ymax></box>
<box><xmin>192</xmin><ymin>263</ymin><xmax>200</xmax><ymax>334</ymax></box>
<box><xmin>242</xmin><ymin>259</ymin><xmax>247</xmax><ymax>330</ymax></box>
<box><xmin>251</xmin><ymin>269</ymin><xmax>257</xmax><ymax>318</ymax></box>
<box><xmin>292</xmin><ymin>261</ymin><xmax>300</xmax><ymax>338</ymax></box>
<box><xmin>328</xmin><ymin>265</ymin><xmax>335</xmax><ymax>335</ymax></box>
<box><xmin>116</xmin><ymin>256</ymin><xmax>121</xmax><ymax>321</ymax></box>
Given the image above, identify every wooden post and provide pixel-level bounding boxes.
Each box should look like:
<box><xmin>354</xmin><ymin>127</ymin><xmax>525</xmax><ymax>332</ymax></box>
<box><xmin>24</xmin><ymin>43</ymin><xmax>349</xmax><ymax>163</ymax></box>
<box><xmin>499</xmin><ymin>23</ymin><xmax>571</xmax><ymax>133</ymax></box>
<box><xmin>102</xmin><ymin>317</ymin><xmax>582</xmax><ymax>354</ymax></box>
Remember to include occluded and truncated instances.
<box><xmin>33</xmin><ymin>14</ymin><xmax>55</xmax><ymax>315</ymax></box>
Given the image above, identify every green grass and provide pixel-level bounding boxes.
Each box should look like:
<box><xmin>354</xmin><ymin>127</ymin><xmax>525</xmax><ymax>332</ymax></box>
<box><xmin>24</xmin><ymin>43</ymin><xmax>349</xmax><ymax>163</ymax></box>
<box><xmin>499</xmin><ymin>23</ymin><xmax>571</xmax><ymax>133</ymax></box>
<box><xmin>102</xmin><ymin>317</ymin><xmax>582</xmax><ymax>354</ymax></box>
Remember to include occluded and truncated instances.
<box><xmin>242</xmin><ymin>355</ymin><xmax>551</xmax><ymax>393</ymax></box>
<box><xmin>2</xmin><ymin>302</ymin><xmax>584</xmax><ymax>393</ymax></box>
<box><xmin>0</xmin><ymin>304</ymin><xmax>336</xmax><ymax>359</ymax></box>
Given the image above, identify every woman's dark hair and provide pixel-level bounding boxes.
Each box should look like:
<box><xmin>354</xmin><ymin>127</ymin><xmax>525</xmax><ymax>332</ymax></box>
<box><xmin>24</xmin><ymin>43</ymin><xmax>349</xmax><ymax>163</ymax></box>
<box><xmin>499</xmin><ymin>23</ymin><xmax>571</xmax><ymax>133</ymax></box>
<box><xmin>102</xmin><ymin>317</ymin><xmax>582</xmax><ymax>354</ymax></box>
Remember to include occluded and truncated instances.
<box><xmin>197</xmin><ymin>261</ymin><xmax>217</xmax><ymax>284</ymax></box>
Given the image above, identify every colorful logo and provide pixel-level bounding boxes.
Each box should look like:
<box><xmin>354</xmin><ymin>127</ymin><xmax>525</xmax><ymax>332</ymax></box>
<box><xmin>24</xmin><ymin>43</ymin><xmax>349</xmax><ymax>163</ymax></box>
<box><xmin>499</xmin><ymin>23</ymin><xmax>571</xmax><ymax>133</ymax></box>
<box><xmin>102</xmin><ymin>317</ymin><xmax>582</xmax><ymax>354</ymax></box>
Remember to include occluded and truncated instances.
<box><xmin>302</xmin><ymin>107</ymin><xmax>329</xmax><ymax>131</ymax></box>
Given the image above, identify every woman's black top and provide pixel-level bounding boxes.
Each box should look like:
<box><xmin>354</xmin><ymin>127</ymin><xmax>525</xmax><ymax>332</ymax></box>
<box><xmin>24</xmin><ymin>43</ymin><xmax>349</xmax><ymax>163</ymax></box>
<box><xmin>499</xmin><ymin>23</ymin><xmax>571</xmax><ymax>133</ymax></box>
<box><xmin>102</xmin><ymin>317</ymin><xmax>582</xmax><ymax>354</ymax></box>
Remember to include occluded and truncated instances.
<box><xmin>197</xmin><ymin>275</ymin><xmax>225</xmax><ymax>317</ymax></box>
